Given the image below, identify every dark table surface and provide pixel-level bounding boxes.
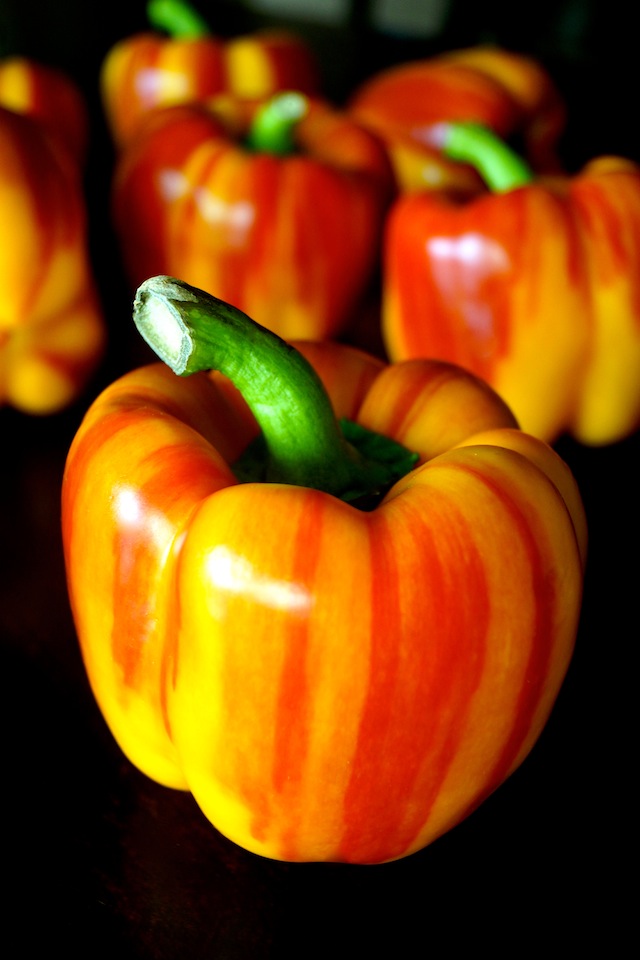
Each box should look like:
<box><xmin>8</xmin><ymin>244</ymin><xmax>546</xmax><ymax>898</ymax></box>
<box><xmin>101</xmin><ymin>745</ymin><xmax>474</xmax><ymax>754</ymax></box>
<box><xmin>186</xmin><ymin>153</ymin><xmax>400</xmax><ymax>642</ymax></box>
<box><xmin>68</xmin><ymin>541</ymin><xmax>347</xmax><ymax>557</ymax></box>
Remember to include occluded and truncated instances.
<box><xmin>1</xmin><ymin>2</ymin><xmax>637</xmax><ymax>956</ymax></box>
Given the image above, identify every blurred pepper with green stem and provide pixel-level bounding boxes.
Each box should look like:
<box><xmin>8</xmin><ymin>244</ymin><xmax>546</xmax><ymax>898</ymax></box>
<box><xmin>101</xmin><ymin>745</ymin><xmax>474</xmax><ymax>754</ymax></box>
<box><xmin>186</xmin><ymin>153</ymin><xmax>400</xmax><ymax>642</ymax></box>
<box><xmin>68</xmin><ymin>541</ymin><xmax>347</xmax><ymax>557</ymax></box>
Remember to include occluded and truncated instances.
<box><xmin>383</xmin><ymin>121</ymin><xmax>640</xmax><ymax>445</ymax></box>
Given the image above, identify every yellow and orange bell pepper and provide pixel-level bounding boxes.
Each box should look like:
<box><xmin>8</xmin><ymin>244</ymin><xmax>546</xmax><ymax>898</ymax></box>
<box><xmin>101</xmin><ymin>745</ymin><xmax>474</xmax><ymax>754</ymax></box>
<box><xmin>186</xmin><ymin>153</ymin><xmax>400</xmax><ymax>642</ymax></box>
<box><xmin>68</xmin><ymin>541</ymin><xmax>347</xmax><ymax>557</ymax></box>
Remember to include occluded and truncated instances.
<box><xmin>383</xmin><ymin>122</ymin><xmax>640</xmax><ymax>445</ymax></box>
<box><xmin>0</xmin><ymin>60</ymin><xmax>105</xmax><ymax>414</ymax></box>
<box><xmin>101</xmin><ymin>0</ymin><xmax>321</xmax><ymax>148</ymax></box>
<box><xmin>62</xmin><ymin>277</ymin><xmax>586</xmax><ymax>864</ymax></box>
<box><xmin>349</xmin><ymin>45</ymin><xmax>565</xmax><ymax>195</ymax></box>
<box><xmin>0</xmin><ymin>55</ymin><xmax>88</xmax><ymax>164</ymax></box>
<box><xmin>111</xmin><ymin>91</ymin><xmax>393</xmax><ymax>341</ymax></box>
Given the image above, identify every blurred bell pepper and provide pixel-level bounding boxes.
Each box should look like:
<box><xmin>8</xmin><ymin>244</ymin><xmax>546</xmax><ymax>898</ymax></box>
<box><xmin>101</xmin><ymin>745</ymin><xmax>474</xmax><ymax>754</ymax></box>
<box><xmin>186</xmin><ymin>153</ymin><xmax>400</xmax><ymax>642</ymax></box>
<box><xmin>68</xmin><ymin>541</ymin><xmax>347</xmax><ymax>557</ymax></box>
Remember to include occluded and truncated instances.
<box><xmin>383</xmin><ymin>122</ymin><xmax>640</xmax><ymax>446</ymax></box>
<box><xmin>0</xmin><ymin>70</ymin><xmax>105</xmax><ymax>414</ymax></box>
<box><xmin>111</xmin><ymin>91</ymin><xmax>393</xmax><ymax>341</ymax></box>
<box><xmin>101</xmin><ymin>0</ymin><xmax>321</xmax><ymax>148</ymax></box>
<box><xmin>348</xmin><ymin>45</ymin><xmax>565</xmax><ymax>196</ymax></box>
<box><xmin>0</xmin><ymin>55</ymin><xmax>88</xmax><ymax>165</ymax></box>
<box><xmin>62</xmin><ymin>276</ymin><xmax>586</xmax><ymax>864</ymax></box>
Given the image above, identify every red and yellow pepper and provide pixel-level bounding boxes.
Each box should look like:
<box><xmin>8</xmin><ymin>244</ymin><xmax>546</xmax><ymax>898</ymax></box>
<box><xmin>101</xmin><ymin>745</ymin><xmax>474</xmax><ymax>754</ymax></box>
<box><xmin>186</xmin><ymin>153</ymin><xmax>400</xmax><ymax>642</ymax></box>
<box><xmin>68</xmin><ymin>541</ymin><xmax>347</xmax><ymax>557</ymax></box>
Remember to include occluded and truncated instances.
<box><xmin>383</xmin><ymin>122</ymin><xmax>640</xmax><ymax>445</ymax></box>
<box><xmin>111</xmin><ymin>91</ymin><xmax>393</xmax><ymax>341</ymax></box>
<box><xmin>62</xmin><ymin>277</ymin><xmax>586</xmax><ymax>864</ymax></box>
<box><xmin>349</xmin><ymin>45</ymin><xmax>565</xmax><ymax>195</ymax></box>
<box><xmin>0</xmin><ymin>55</ymin><xmax>88</xmax><ymax>164</ymax></box>
<box><xmin>101</xmin><ymin>0</ymin><xmax>321</xmax><ymax>148</ymax></box>
<box><xmin>0</xmin><ymin>59</ymin><xmax>105</xmax><ymax>414</ymax></box>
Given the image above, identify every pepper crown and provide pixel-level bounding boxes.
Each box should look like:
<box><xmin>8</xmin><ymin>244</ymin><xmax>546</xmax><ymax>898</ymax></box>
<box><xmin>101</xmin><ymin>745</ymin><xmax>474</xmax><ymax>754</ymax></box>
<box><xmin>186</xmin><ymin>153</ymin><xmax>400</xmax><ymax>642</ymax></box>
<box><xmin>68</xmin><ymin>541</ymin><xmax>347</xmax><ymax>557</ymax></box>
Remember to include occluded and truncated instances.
<box><xmin>147</xmin><ymin>0</ymin><xmax>210</xmax><ymax>39</ymax></box>
<box><xmin>429</xmin><ymin>121</ymin><xmax>534</xmax><ymax>193</ymax></box>
<box><xmin>245</xmin><ymin>92</ymin><xmax>308</xmax><ymax>155</ymax></box>
<box><xmin>133</xmin><ymin>276</ymin><xmax>418</xmax><ymax>507</ymax></box>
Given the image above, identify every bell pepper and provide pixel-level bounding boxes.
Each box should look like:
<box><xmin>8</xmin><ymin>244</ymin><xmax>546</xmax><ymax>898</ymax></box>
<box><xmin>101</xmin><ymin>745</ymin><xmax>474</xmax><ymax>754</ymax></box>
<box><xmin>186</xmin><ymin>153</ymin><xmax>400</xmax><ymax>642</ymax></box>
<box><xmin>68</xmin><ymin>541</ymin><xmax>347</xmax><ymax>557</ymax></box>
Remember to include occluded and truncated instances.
<box><xmin>61</xmin><ymin>276</ymin><xmax>586</xmax><ymax>864</ymax></box>
<box><xmin>0</xmin><ymin>55</ymin><xmax>88</xmax><ymax>165</ymax></box>
<box><xmin>0</xmin><ymin>88</ymin><xmax>105</xmax><ymax>414</ymax></box>
<box><xmin>348</xmin><ymin>45</ymin><xmax>565</xmax><ymax>195</ymax></box>
<box><xmin>101</xmin><ymin>0</ymin><xmax>321</xmax><ymax>148</ymax></box>
<box><xmin>383</xmin><ymin>122</ymin><xmax>640</xmax><ymax>446</ymax></box>
<box><xmin>111</xmin><ymin>91</ymin><xmax>393</xmax><ymax>341</ymax></box>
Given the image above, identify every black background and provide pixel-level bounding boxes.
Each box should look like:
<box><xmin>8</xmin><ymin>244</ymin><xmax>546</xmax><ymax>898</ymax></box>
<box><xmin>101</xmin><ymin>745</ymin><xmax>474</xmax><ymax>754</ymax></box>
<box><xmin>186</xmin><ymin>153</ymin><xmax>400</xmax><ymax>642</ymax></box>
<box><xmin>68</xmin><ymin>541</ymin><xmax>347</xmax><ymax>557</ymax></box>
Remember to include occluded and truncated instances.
<box><xmin>0</xmin><ymin>2</ymin><xmax>636</xmax><ymax>956</ymax></box>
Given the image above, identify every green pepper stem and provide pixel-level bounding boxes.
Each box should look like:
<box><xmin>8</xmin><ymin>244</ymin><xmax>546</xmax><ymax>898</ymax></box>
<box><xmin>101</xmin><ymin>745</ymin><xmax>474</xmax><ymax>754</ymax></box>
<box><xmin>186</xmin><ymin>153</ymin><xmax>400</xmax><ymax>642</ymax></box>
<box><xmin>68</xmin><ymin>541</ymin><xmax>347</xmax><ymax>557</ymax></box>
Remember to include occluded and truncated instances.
<box><xmin>430</xmin><ymin>121</ymin><xmax>534</xmax><ymax>193</ymax></box>
<box><xmin>244</xmin><ymin>92</ymin><xmax>308</xmax><ymax>155</ymax></box>
<box><xmin>146</xmin><ymin>0</ymin><xmax>210</xmax><ymax>38</ymax></box>
<box><xmin>133</xmin><ymin>276</ymin><xmax>418</xmax><ymax>503</ymax></box>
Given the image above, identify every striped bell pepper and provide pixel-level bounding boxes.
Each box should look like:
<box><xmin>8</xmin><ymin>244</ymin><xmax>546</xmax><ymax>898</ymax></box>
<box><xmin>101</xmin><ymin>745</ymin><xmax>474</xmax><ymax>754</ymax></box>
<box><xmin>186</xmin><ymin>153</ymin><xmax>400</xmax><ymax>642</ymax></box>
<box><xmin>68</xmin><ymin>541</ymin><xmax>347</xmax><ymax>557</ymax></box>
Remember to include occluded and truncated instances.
<box><xmin>0</xmin><ymin>60</ymin><xmax>104</xmax><ymax>414</ymax></box>
<box><xmin>111</xmin><ymin>91</ymin><xmax>393</xmax><ymax>341</ymax></box>
<box><xmin>61</xmin><ymin>277</ymin><xmax>586</xmax><ymax>863</ymax></box>
<box><xmin>349</xmin><ymin>45</ymin><xmax>565</xmax><ymax>196</ymax></box>
<box><xmin>383</xmin><ymin>122</ymin><xmax>640</xmax><ymax>445</ymax></box>
<box><xmin>101</xmin><ymin>0</ymin><xmax>320</xmax><ymax>148</ymax></box>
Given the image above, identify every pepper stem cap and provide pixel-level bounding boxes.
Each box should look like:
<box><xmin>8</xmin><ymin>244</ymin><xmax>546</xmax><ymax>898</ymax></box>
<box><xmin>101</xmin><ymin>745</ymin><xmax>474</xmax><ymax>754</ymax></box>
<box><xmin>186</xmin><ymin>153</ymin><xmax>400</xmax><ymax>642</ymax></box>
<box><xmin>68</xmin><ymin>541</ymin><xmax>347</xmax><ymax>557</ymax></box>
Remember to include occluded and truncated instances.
<box><xmin>147</xmin><ymin>0</ymin><xmax>210</xmax><ymax>38</ymax></box>
<box><xmin>428</xmin><ymin>121</ymin><xmax>534</xmax><ymax>193</ymax></box>
<box><xmin>133</xmin><ymin>276</ymin><xmax>418</xmax><ymax>506</ymax></box>
<box><xmin>245</xmin><ymin>92</ymin><xmax>308</xmax><ymax>155</ymax></box>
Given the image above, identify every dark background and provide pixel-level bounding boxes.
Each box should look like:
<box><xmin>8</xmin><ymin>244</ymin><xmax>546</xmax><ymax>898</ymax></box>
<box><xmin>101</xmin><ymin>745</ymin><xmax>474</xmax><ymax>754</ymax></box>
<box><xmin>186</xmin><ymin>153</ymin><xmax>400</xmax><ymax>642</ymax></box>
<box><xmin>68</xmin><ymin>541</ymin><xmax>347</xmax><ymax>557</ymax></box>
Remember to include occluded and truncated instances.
<box><xmin>0</xmin><ymin>2</ymin><xmax>635</xmax><ymax>956</ymax></box>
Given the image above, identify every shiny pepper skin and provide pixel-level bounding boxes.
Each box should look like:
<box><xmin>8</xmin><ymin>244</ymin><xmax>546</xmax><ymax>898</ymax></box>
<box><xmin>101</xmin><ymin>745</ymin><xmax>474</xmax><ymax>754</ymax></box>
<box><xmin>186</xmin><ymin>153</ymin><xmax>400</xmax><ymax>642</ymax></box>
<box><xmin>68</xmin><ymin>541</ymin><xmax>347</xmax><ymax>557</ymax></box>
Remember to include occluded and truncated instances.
<box><xmin>61</xmin><ymin>339</ymin><xmax>586</xmax><ymax>863</ymax></box>
<box><xmin>349</xmin><ymin>45</ymin><xmax>565</xmax><ymax>196</ymax></box>
<box><xmin>383</xmin><ymin>156</ymin><xmax>640</xmax><ymax>446</ymax></box>
<box><xmin>0</xmin><ymin>67</ymin><xmax>105</xmax><ymax>414</ymax></box>
<box><xmin>111</xmin><ymin>96</ymin><xmax>394</xmax><ymax>341</ymax></box>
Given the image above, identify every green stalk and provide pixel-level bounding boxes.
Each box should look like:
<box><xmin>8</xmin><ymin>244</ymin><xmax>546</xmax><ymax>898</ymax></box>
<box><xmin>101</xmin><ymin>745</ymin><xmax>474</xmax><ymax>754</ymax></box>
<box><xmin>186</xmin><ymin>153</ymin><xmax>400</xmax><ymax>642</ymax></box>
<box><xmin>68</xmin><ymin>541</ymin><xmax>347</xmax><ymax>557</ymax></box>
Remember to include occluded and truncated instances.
<box><xmin>146</xmin><ymin>0</ymin><xmax>210</xmax><ymax>38</ymax></box>
<box><xmin>435</xmin><ymin>121</ymin><xmax>534</xmax><ymax>193</ymax></box>
<box><xmin>244</xmin><ymin>92</ymin><xmax>308</xmax><ymax>155</ymax></box>
<box><xmin>133</xmin><ymin>277</ymin><xmax>418</xmax><ymax>504</ymax></box>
